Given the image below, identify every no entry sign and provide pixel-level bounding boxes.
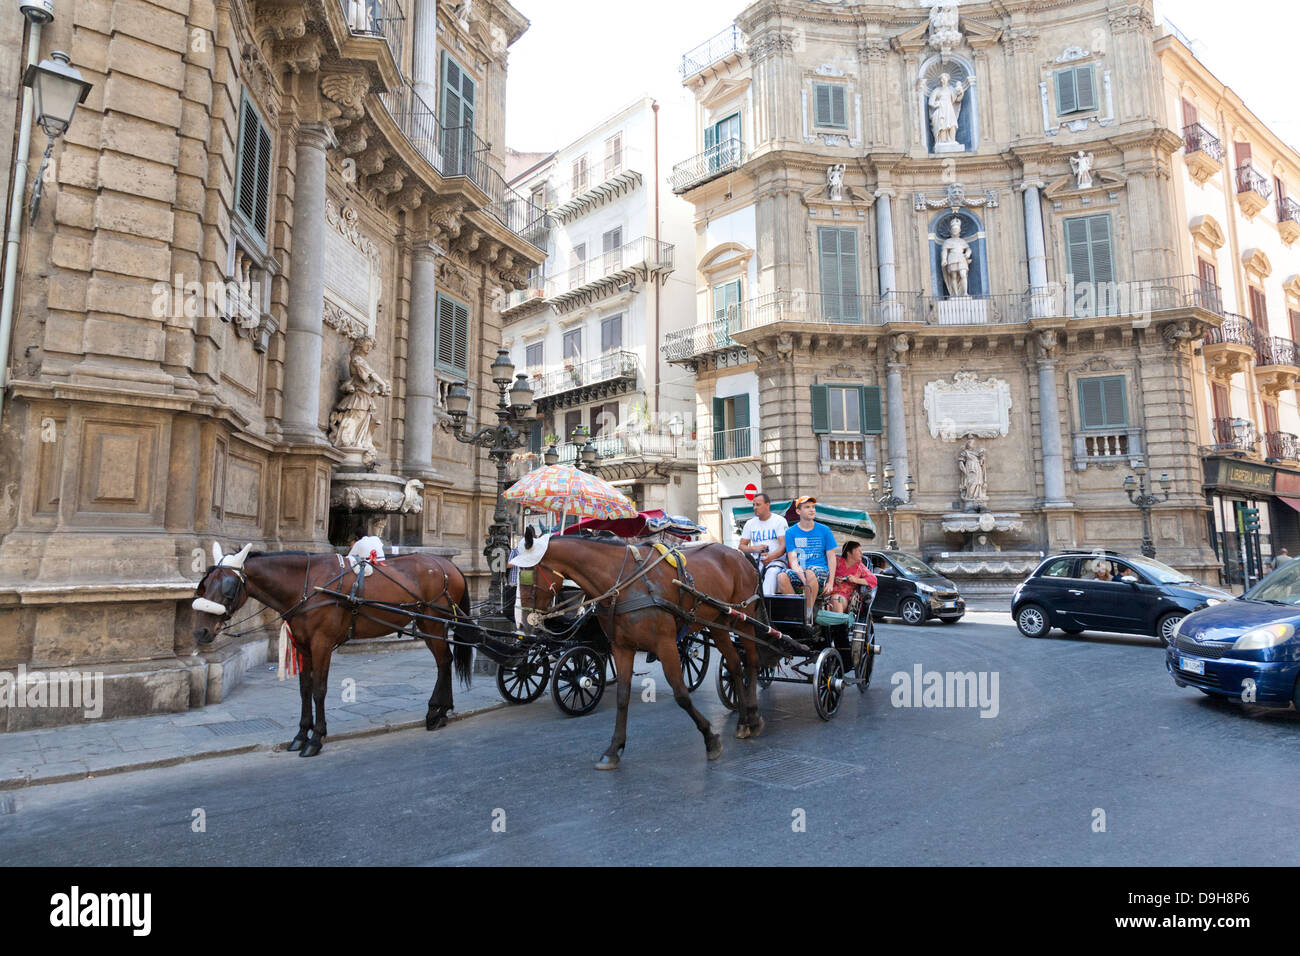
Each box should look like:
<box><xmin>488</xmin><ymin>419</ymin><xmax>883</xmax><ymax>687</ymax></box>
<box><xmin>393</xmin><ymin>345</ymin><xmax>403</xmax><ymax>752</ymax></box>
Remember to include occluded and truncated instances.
<box><xmin>744</xmin><ymin>483</ymin><xmax>758</xmax><ymax>501</ymax></box>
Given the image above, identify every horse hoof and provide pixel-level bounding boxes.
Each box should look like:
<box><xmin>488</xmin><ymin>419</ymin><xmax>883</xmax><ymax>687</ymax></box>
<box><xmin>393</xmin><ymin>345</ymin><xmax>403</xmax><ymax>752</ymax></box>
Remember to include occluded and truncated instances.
<box><xmin>735</xmin><ymin>723</ymin><xmax>750</xmax><ymax>740</ymax></box>
<box><xmin>749</xmin><ymin>716</ymin><xmax>766</xmax><ymax>738</ymax></box>
<box><xmin>595</xmin><ymin>754</ymin><xmax>620</xmax><ymax>771</ymax></box>
<box><xmin>706</xmin><ymin>734</ymin><xmax>723</xmax><ymax>761</ymax></box>
<box><xmin>286</xmin><ymin>735</ymin><xmax>308</xmax><ymax>752</ymax></box>
<box><xmin>425</xmin><ymin>715</ymin><xmax>447</xmax><ymax>731</ymax></box>
<box><xmin>299</xmin><ymin>738</ymin><xmax>322</xmax><ymax>758</ymax></box>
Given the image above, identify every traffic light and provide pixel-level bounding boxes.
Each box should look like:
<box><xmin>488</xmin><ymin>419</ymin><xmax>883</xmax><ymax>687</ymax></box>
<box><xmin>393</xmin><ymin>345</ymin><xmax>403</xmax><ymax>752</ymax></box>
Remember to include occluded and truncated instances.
<box><xmin>1241</xmin><ymin>507</ymin><xmax>1261</xmax><ymax>533</ymax></box>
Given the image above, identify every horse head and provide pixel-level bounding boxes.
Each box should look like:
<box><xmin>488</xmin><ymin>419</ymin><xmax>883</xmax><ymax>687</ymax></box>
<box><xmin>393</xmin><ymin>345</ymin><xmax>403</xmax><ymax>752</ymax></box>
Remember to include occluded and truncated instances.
<box><xmin>191</xmin><ymin>542</ymin><xmax>254</xmax><ymax>645</ymax></box>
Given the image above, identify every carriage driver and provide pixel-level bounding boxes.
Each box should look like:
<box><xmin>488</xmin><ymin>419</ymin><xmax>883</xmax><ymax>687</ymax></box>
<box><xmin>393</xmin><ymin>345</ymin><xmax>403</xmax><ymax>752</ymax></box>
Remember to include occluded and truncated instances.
<box><xmin>783</xmin><ymin>496</ymin><xmax>838</xmax><ymax>626</ymax></box>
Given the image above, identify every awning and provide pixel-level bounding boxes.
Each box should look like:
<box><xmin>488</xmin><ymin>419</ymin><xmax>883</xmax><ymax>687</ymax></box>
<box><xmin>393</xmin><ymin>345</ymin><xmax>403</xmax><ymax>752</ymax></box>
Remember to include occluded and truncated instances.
<box><xmin>732</xmin><ymin>500</ymin><xmax>876</xmax><ymax>539</ymax></box>
<box><xmin>1277</xmin><ymin>497</ymin><xmax>1300</xmax><ymax>513</ymax></box>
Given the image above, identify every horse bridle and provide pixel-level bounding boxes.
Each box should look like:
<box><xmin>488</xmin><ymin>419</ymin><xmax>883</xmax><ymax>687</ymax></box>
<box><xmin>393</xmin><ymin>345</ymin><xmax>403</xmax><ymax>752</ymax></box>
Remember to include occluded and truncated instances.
<box><xmin>195</xmin><ymin>564</ymin><xmax>250</xmax><ymax>624</ymax></box>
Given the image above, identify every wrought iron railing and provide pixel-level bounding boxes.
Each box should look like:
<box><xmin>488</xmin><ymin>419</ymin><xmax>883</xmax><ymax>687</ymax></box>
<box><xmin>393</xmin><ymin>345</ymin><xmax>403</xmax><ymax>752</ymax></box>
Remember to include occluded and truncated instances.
<box><xmin>703</xmin><ymin>426</ymin><xmax>756</xmax><ymax>463</ymax></box>
<box><xmin>544</xmin><ymin>237</ymin><xmax>673</xmax><ymax>298</ymax></box>
<box><xmin>1209</xmin><ymin>417</ymin><xmax>1258</xmax><ymax>455</ymax></box>
<box><xmin>1266</xmin><ymin>431</ymin><xmax>1300</xmax><ymax>462</ymax></box>
<box><xmin>1029</xmin><ymin>273</ymin><xmax>1223</xmax><ymax>319</ymax></box>
<box><xmin>378</xmin><ymin>78</ymin><xmax>545</xmax><ymax>242</ymax></box>
<box><xmin>680</xmin><ymin>25</ymin><xmax>745</xmax><ymax>77</ymax></box>
<box><xmin>1183</xmin><ymin>123</ymin><xmax>1223</xmax><ymax>163</ymax></box>
<box><xmin>1204</xmin><ymin>313</ymin><xmax>1259</xmax><ymax>355</ymax></box>
<box><xmin>670</xmin><ymin>137</ymin><xmax>745</xmax><ymax>193</ymax></box>
<box><xmin>1257</xmin><ymin>335</ymin><xmax>1297</xmax><ymax>367</ymax></box>
<box><xmin>532</xmin><ymin>350</ymin><xmax>639</xmax><ymax>400</ymax></box>
<box><xmin>1278</xmin><ymin>196</ymin><xmax>1300</xmax><ymax>225</ymax></box>
<box><xmin>555</xmin><ymin>433</ymin><xmax>691</xmax><ymax>465</ymax></box>
<box><xmin>1236</xmin><ymin>163</ymin><xmax>1273</xmax><ymax>199</ymax></box>
<box><xmin>341</xmin><ymin>0</ymin><xmax>405</xmax><ymax>67</ymax></box>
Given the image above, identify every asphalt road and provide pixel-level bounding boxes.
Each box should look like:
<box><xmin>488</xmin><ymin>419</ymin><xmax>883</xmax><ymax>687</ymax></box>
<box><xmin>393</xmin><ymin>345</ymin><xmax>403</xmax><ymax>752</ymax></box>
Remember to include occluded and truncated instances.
<box><xmin>5</xmin><ymin>612</ymin><xmax>1298</xmax><ymax>866</ymax></box>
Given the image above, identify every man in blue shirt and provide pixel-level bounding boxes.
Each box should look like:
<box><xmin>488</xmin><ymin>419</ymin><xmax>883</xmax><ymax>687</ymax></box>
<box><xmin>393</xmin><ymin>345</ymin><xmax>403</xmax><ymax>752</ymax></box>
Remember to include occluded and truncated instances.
<box><xmin>784</xmin><ymin>496</ymin><xmax>838</xmax><ymax>626</ymax></box>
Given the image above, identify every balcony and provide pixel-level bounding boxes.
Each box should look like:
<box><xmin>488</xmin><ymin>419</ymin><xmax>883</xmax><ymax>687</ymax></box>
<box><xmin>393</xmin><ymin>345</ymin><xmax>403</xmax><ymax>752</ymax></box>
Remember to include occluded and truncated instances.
<box><xmin>1030</xmin><ymin>273</ymin><xmax>1223</xmax><ymax>320</ymax></box>
<box><xmin>1266</xmin><ymin>431</ymin><xmax>1300</xmax><ymax>464</ymax></box>
<box><xmin>502</xmin><ymin>284</ymin><xmax>547</xmax><ymax>317</ymax></box>
<box><xmin>680</xmin><ymin>25</ymin><xmax>745</xmax><ymax>79</ymax></box>
<box><xmin>1072</xmin><ymin>428</ymin><xmax>1143</xmax><ymax>470</ymax></box>
<box><xmin>1255</xmin><ymin>335</ymin><xmax>1300</xmax><ymax>394</ymax></box>
<box><xmin>376</xmin><ymin>79</ymin><xmax>545</xmax><ymax>245</ymax></box>
<box><xmin>532</xmin><ymin>350</ymin><xmax>639</xmax><ymax>407</ymax></box>
<box><xmin>341</xmin><ymin>0</ymin><xmax>405</xmax><ymax>68</ymax></box>
<box><xmin>818</xmin><ymin>436</ymin><xmax>872</xmax><ymax>473</ymax></box>
<box><xmin>701</xmin><ymin>426</ymin><xmax>757</xmax><ymax>463</ymax></box>
<box><xmin>1203</xmin><ymin>314</ymin><xmax>1259</xmax><ymax>378</ymax></box>
<box><xmin>1236</xmin><ymin>163</ymin><xmax>1273</xmax><ymax>218</ymax></box>
<box><xmin>556</xmin><ymin>433</ymin><xmax>696</xmax><ymax>467</ymax></box>
<box><xmin>1205</xmin><ymin>417</ymin><xmax>1259</xmax><ymax>458</ymax></box>
<box><xmin>543</xmin><ymin>151</ymin><xmax>645</xmax><ymax>225</ymax></box>
<box><xmin>544</xmin><ymin>237</ymin><xmax>674</xmax><ymax>310</ymax></box>
<box><xmin>1278</xmin><ymin>197</ymin><xmax>1300</xmax><ymax>245</ymax></box>
<box><xmin>670</xmin><ymin>138</ymin><xmax>745</xmax><ymax>194</ymax></box>
<box><xmin>1182</xmin><ymin>123</ymin><xmax>1223</xmax><ymax>185</ymax></box>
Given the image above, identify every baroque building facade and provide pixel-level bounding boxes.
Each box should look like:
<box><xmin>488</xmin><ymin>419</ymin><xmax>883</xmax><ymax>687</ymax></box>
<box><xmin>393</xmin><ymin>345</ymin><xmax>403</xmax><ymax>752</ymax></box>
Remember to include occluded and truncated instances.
<box><xmin>667</xmin><ymin>0</ymin><xmax>1256</xmax><ymax>591</ymax></box>
<box><xmin>0</xmin><ymin>0</ymin><xmax>544</xmax><ymax>726</ymax></box>
<box><xmin>1157</xmin><ymin>30</ymin><xmax>1300</xmax><ymax>583</ymax></box>
<box><xmin>502</xmin><ymin>97</ymin><xmax>699</xmax><ymax>517</ymax></box>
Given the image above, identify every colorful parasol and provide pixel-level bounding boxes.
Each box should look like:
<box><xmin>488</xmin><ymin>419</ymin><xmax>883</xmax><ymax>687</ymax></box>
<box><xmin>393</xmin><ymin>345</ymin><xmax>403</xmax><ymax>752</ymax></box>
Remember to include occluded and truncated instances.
<box><xmin>503</xmin><ymin>464</ymin><xmax>638</xmax><ymax>524</ymax></box>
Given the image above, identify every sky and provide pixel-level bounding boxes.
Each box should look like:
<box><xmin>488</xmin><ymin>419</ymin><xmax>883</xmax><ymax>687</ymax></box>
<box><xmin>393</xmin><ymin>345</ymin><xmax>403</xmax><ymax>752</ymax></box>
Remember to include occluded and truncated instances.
<box><xmin>504</xmin><ymin>0</ymin><xmax>1300</xmax><ymax>154</ymax></box>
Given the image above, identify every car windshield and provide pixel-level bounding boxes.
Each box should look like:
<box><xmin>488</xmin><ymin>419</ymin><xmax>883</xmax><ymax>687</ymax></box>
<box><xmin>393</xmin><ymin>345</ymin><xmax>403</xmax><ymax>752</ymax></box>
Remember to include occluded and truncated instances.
<box><xmin>1121</xmin><ymin>555</ymin><xmax>1195</xmax><ymax>585</ymax></box>
<box><xmin>888</xmin><ymin>552</ymin><xmax>939</xmax><ymax>577</ymax></box>
<box><xmin>1244</xmin><ymin>560</ymin><xmax>1300</xmax><ymax>604</ymax></box>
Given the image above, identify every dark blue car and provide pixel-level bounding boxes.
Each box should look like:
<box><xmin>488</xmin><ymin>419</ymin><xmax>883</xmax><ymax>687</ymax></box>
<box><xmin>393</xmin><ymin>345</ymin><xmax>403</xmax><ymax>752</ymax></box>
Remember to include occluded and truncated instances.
<box><xmin>1168</xmin><ymin>560</ymin><xmax>1300</xmax><ymax>708</ymax></box>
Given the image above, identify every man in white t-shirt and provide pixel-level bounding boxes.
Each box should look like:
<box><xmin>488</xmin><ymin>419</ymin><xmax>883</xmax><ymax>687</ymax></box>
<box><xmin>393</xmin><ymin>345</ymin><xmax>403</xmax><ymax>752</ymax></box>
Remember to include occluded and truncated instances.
<box><xmin>739</xmin><ymin>493</ymin><xmax>788</xmax><ymax>594</ymax></box>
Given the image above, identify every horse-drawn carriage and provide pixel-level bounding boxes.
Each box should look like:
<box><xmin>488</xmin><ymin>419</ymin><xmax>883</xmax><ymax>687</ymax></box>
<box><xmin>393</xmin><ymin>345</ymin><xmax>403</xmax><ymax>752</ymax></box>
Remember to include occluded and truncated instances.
<box><xmin>496</xmin><ymin>509</ymin><xmax>712</xmax><ymax>715</ymax></box>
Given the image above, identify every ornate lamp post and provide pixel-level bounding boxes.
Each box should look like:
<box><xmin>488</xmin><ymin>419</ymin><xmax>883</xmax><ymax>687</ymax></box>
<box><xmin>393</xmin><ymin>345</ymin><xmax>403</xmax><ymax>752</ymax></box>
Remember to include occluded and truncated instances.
<box><xmin>1123</xmin><ymin>462</ymin><xmax>1171</xmax><ymax>559</ymax></box>
<box><xmin>868</xmin><ymin>463</ymin><xmax>915</xmax><ymax>551</ymax></box>
<box><xmin>446</xmin><ymin>349</ymin><xmax>536</xmax><ymax>628</ymax></box>
<box><xmin>569</xmin><ymin>424</ymin><xmax>598</xmax><ymax>472</ymax></box>
<box><xmin>23</xmin><ymin>51</ymin><xmax>92</xmax><ymax>218</ymax></box>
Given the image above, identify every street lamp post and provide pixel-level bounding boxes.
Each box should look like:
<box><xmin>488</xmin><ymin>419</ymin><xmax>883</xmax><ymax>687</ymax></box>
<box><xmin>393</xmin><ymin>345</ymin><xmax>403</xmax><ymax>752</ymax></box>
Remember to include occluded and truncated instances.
<box><xmin>1123</xmin><ymin>463</ymin><xmax>1171</xmax><ymax>559</ymax></box>
<box><xmin>446</xmin><ymin>349</ymin><xmax>535</xmax><ymax>629</ymax></box>
<box><xmin>23</xmin><ymin>51</ymin><xmax>92</xmax><ymax>219</ymax></box>
<box><xmin>868</xmin><ymin>463</ymin><xmax>915</xmax><ymax>551</ymax></box>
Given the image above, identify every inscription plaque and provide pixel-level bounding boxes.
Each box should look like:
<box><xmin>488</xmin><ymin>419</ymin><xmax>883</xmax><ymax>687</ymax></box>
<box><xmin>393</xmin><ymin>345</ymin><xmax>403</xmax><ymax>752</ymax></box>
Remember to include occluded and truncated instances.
<box><xmin>924</xmin><ymin>372</ymin><xmax>1012</xmax><ymax>439</ymax></box>
<box><xmin>323</xmin><ymin>199</ymin><xmax>381</xmax><ymax>338</ymax></box>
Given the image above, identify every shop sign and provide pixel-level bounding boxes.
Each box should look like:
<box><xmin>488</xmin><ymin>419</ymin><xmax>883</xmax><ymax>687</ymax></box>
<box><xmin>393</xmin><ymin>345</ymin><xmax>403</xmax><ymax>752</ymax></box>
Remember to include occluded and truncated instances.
<box><xmin>1205</xmin><ymin>458</ymin><xmax>1275</xmax><ymax>493</ymax></box>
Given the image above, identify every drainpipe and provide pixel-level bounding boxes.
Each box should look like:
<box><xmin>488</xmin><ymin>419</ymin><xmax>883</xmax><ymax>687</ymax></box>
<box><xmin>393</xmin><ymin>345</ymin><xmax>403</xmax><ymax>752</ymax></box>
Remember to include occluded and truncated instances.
<box><xmin>0</xmin><ymin>20</ymin><xmax>44</xmax><ymax>425</ymax></box>
<box><xmin>652</xmin><ymin>99</ymin><xmax>661</xmax><ymax>419</ymax></box>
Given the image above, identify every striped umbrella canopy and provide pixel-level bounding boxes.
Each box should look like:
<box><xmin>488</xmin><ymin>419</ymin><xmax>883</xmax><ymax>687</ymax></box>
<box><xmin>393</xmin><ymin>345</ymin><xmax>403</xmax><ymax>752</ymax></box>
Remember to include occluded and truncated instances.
<box><xmin>503</xmin><ymin>464</ymin><xmax>638</xmax><ymax>522</ymax></box>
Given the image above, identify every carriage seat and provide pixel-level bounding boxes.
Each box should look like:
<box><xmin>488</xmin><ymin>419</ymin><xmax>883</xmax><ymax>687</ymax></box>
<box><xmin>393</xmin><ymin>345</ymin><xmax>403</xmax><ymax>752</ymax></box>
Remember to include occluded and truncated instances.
<box><xmin>814</xmin><ymin>609</ymin><xmax>854</xmax><ymax>627</ymax></box>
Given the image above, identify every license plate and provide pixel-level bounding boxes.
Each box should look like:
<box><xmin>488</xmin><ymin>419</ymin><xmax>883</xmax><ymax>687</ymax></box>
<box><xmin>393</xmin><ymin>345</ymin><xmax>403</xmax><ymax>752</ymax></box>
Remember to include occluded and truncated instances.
<box><xmin>1180</xmin><ymin>656</ymin><xmax>1205</xmax><ymax>675</ymax></box>
<box><xmin>943</xmin><ymin>601</ymin><xmax>958</xmax><ymax>609</ymax></box>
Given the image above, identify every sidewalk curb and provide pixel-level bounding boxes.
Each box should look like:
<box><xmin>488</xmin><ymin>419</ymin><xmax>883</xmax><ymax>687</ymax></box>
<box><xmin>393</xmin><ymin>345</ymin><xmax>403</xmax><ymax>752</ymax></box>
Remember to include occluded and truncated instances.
<box><xmin>0</xmin><ymin>699</ymin><xmax>509</xmax><ymax>792</ymax></box>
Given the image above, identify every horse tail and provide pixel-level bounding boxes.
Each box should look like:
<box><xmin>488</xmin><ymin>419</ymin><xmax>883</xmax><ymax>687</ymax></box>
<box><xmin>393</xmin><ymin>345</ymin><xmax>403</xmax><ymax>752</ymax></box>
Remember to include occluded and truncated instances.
<box><xmin>453</xmin><ymin>574</ymin><xmax>474</xmax><ymax>688</ymax></box>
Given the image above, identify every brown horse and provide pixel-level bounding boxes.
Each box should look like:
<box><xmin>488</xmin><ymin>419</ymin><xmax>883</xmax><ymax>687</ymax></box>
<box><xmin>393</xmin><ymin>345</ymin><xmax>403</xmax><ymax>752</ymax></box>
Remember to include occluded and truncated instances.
<box><xmin>191</xmin><ymin>543</ymin><xmax>474</xmax><ymax>757</ymax></box>
<box><xmin>515</xmin><ymin>529</ymin><xmax>770</xmax><ymax>770</ymax></box>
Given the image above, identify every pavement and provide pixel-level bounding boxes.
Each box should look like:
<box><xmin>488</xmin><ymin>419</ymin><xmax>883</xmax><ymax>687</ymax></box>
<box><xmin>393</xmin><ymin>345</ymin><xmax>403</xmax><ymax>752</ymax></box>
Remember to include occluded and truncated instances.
<box><xmin>7</xmin><ymin>611</ymin><xmax>1297</xmax><ymax>866</ymax></box>
<box><xmin>0</xmin><ymin>642</ymin><xmax>508</xmax><ymax>790</ymax></box>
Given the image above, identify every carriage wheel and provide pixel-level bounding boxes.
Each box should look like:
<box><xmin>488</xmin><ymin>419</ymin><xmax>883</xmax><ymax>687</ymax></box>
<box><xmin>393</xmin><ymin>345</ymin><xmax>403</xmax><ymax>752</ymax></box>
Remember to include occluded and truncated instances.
<box><xmin>757</xmin><ymin>664</ymin><xmax>775</xmax><ymax>689</ymax></box>
<box><xmin>677</xmin><ymin>632</ymin><xmax>710</xmax><ymax>692</ymax></box>
<box><xmin>495</xmin><ymin>644</ymin><xmax>550</xmax><ymax>705</ymax></box>
<box><xmin>715</xmin><ymin>658</ymin><xmax>741</xmax><ymax>711</ymax></box>
<box><xmin>813</xmin><ymin>648</ymin><xmax>845</xmax><ymax>721</ymax></box>
<box><xmin>551</xmin><ymin>646</ymin><xmax>606</xmax><ymax>717</ymax></box>
<box><xmin>856</xmin><ymin>642</ymin><xmax>875</xmax><ymax>693</ymax></box>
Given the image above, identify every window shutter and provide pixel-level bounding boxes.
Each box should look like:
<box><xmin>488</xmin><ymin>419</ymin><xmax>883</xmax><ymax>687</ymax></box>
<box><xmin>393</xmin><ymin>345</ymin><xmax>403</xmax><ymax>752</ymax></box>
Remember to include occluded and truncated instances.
<box><xmin>815</xmin><ymin>84</ymin><xmax>832</xmax><ymax>127</ymax></box>
<box><xmin>712</xmin><ymin>396</ymin><xmax>726</xmax><ymax>460</ymax></box>
<box><xmin>1101</xmin><ymin>376</ymin><xmax>1126</xmax><ymax>426</ymax></box>
<box><xmin>1064</xmin><ymin>218</ymin><xmax>1091</xmax><ymax>283</ymax></box>
<box><xmin>1074</xmin><ymin>65</ymin><xmax>1097</xmax><ymax>112</ymax></box>
<box><xmin>1055</xmin><ymin>69</ymin><xmax>1078</xmax><ymax>115</ymax></box>
<box><xmin>733</xmin><ymin>394</ymin><xmax>751</xmax><ymax>457</ymax></box>
<box><xmin>811</xmin><ymin>385</ymin><xmax>830</xmax><ymax>434</ymax></box>
<box><xmin>1265</xmin><ymin>402</ymin><xmax>1279</xmax><ymax>435</ymax></box>
<box><xmin>1235</xmin><ymin>141</ymin><xmax>1252</xmax><ymax>166</ymax></box>
<box><xmin>235</xmin><ymin>97</ymin><xmax>273</xmax><ymax>246</ymax></box>
<box><xmin>1088</xmin><ymin>215</ymin><xmax>1114</xmax><ymax>285</ymax></box>
<box><xmin>1182</xmin><ymin>98</ymin><xmax>1198</xmax><ymax>127</ymax></box>
<box><xmin>704</xmin><ymin>123</ymin><xmax>717</xmax><ymax>153</ymax></box>
<box><xmin>530</xmin><ymin>421</ymin><xmax>542</xmax><ymax>455</ymax></box>
<box><xmin>435</xmin><ymin>294</ymin><xmax>469</xmax><ymax>374</ymax></box>
<box><xmin>253</xmin><ymin>122</ymin><xmax>272</xmax><ymax>238</ymax></box>
<box><xmin>1211</xmin><ymin>383</ymin><xmax>1229</xmax><ymax>421</ymax></box>
<box><xmin>453</xmin><ymin>301</ymin><xmax>469</xmax><ymax>374</ymax></box>
<box><xmin>1290</xmin><ymin>310</ymin><xmax>1300</xmax><ymax>344</ymax></box>
<box><xmin>860</xmin><ymin>386</ymin><xmax>883</xmax><ymax>434</ymax></box>
<box><xmin>818</xmin><ymin>228</ymin><xmax>841</xmax><ymax>301</ymax></box>
<box><xmin>838</xmin><ymin>229</ymin><xmax>860</xmax><ymax>321</ymax></box>
<box><xmin>832</xmin><ymin>86</ymin><xmax>847</xmax><ymax>128</ymax></box>
<box><xmin>436</xmin><ymin>295</ymin><xmax>455</xmax><ymax>370</ymax></box>
<box><xmin>1078</xmin><ymin>379</ymin><xmax>1103</xmax><ymax>429</ymax></box>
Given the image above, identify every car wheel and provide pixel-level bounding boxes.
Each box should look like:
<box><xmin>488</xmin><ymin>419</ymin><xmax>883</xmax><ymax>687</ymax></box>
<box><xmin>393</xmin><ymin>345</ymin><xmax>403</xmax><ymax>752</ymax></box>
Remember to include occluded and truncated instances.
<box><xmin>1016</xmin><ymin>604</ymin><xmax>1049</xmax><ymax>638</ymax></box>
<box><xmin>899</xmin><ymin>597</ymin><xmax>926</xmax><ymax>625</ymax></box>
<box><xmin>1155</xmin><ymin>612</ymin><xmax>1184</xmax><ymax>647</ymax></box>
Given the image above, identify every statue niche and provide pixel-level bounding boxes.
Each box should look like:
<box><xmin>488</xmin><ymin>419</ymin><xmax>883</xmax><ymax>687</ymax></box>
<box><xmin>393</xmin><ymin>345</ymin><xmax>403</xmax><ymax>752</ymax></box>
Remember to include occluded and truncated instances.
<box><xmin>328</xmin><ymin>334</ymin><xmax>391</xmax><ymax>469</ymax></box>
<box><xmin>921</xmin><ymin>58</ymin><xmax>976</xmax><ymax>154</ymax></box>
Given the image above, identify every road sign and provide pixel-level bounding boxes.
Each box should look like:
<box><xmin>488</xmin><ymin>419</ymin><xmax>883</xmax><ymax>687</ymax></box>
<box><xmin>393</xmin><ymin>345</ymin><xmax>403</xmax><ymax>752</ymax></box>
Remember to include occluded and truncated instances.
<box><xmin>744</xmin><ymin>484</ymin><xmax>757</xmax><ymax>501</ymax></box>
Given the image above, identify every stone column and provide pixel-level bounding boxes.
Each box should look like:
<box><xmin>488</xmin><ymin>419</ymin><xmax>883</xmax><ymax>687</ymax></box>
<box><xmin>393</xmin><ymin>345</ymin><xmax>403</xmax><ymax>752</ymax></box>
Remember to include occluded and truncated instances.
<box><xmin>281</xmin><ymin>123</ymin><xmax>337</xmax><ymax>441</ymax></box>
<box><xmin>405</xmin><ymin>239</ymin><xmax>443</xmax><ymax>476</ymax></box>
<box><xmin>875</xmin><ymin>190</ymin><xmax>896</xmax><ymax>295</ymax></box>
<box><xmin>1037</xmin><ymin>334</ymin><xmax>1069</xmax><ymax>505</ymax></box>
<box><xmin>411</xmin><ymin>0</ymin><xmax>439</xmax><ymax>106</ymax></box>
<box><xmin>1021</xmin><ymin>182</ymin><xmax>1049</xmax><ymax>317</ymax></box>
<box><xmin>886</xmin><ymin>334</ymin><xmax>911</xmax><ymax>502</ymax></box>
